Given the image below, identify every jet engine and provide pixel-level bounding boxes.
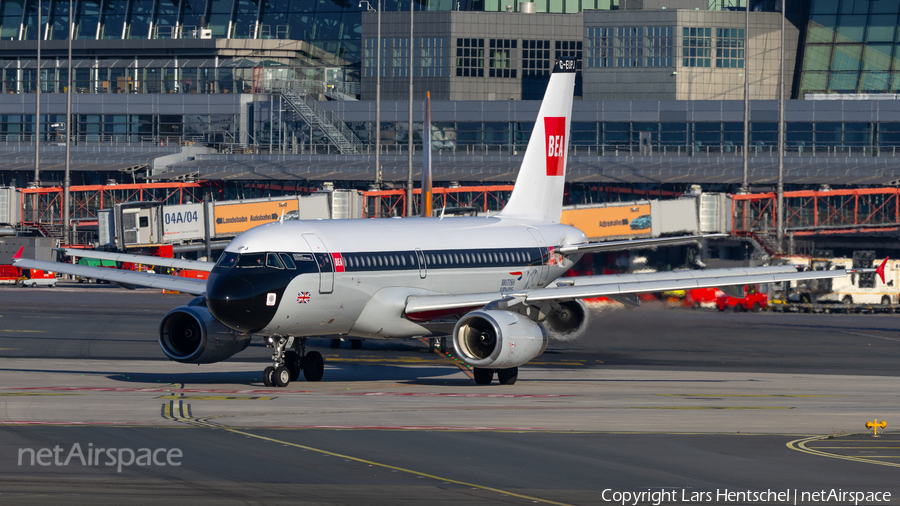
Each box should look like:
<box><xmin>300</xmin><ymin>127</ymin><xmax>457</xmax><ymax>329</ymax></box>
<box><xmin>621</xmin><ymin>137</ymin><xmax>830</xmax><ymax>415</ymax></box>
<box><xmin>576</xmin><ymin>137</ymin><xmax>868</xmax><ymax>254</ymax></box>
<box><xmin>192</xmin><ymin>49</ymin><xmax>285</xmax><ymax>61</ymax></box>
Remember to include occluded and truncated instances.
<box><xmin>452</xmin><ymin>310</ymin><xmax>548</xmax><ymax>369</ymax></box>
<box><xmin>543</xmin><ymin>300</ymin><xmax>589</xmax><ymax>338</ymax></box>
<box><xmin>158</xmin><ymin>299</ymin><xmax>252</xmax><ymax>364</ymax></box>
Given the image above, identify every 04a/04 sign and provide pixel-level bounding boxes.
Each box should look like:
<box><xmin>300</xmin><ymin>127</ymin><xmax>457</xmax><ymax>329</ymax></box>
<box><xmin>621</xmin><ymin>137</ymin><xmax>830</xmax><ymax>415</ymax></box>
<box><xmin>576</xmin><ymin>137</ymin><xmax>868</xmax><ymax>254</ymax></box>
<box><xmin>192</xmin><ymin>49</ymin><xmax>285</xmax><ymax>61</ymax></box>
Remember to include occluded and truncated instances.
<box><xmin>163</xmin><ymin>203</ymin><xmax>205</xmax><ymax>243</ymax></box>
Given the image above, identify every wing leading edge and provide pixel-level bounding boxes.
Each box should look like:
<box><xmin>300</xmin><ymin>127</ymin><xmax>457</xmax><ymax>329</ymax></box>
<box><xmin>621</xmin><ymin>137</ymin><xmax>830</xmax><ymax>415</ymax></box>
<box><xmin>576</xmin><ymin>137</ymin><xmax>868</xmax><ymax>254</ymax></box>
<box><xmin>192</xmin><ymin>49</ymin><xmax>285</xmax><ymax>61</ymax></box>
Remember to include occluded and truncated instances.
<box><xmin>13</xmin><ymin>255</ymin><xmax>207</xmax><ymax>295</ymax></box>
<box><xmin>61</xmin><ymin>248</ymin><xmax>215</xmax><ymax>272</ymax></box>
<box><xmin>405</xmin><ymin>264</ymin><xmax>877</xmax><ymax>317</ymax></box>
<box><xmin>556</xmin><ymin>234</ymin><xmax>728</xmax><ymax>255</ymax></box>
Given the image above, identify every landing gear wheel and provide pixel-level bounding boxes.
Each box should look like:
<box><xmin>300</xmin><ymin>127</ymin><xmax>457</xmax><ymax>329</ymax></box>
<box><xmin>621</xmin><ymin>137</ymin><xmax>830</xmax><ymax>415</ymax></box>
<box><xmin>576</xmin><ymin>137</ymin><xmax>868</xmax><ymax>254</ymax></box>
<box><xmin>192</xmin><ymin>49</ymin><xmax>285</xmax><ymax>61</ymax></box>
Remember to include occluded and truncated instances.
<box><xmin>428</xmin><ymin>338</ymin><xmax>436</xmax><ymax>353</ymax></box>
<box><xmin>263</xmin><ymin>366</ymin><xmax>275</xmax><ymax>387</ymax></box>
<box><xmin>274</xmin><ymin>366</ymin><xmax>291</xmax><ymax>387</ymax></box>
<box><xmin>285</xmin><ymin>350</ymin><xmax>302</xmax><ymax>382</ymax></box>
<box><xmin>330</xmin><ymin>339</ymin><xmax>341</xmax><ymax>349</ymax></box>
<box><xmin>473</xmin><ymin>367</ymin><xmax>494</xmax><ymax>385</ymax></box>
<box><xmin>440</xmin><ymin>337</ymin><xmax>448</xmax><ymax>352</ymax></box>
<box><xmin>497</xmin><ymin>367</ymin><xmax>518</xmax><ymax>385</ymax></box>
<box><xmin>303</xmin><ymin>351</ymin><xmax>325</xmax><ymax>382</ymax></box>
<box><xmin>350</xmin><ymin>339</ymin><xmax>363</xmax><ymax>350</ymax></box>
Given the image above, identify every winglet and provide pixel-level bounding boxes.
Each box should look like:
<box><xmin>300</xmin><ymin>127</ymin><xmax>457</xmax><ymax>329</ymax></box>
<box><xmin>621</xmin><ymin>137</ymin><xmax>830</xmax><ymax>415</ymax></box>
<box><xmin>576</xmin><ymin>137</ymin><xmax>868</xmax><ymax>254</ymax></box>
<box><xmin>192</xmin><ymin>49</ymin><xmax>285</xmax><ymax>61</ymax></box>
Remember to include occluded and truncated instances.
<box><xmin>877</xmin><ymin>257</ymin><xmax>888</xmax><ymax>284</ymax></box>
<box><xmin>12</xmin><ymin>246</ymin><xmax>24</xmax><ymax>261</ymax></box>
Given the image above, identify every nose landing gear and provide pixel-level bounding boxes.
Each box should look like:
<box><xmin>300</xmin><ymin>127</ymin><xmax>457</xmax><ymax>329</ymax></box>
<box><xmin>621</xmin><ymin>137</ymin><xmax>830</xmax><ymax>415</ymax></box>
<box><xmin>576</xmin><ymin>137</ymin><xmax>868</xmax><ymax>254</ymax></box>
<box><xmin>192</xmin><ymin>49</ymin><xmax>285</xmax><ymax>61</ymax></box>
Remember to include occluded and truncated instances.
<box><xmin>262</xmin><ymin>336</ymin><xmax>325</xmax><ymax>387</ymax></box>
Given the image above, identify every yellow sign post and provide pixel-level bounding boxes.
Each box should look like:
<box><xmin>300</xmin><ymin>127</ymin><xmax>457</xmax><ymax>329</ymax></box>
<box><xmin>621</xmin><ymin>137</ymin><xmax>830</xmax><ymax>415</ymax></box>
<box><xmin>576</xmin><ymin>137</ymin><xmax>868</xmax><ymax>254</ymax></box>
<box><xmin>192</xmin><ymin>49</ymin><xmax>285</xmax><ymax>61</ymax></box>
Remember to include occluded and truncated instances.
<box><xmin>865</xmin><ymin>419</ymin><xmax>887</xmax><ymax>437</ymax></box>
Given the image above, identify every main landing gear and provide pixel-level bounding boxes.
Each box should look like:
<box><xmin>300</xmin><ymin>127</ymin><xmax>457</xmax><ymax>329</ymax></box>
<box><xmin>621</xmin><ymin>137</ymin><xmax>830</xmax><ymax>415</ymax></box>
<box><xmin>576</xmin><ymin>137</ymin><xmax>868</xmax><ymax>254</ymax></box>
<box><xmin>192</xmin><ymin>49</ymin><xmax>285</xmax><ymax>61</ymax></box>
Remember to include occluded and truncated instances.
<box><xmin>472</xmin><ymin>367</ymin><xmax>518</xmax><ymax>386</ymax></box>
<box><xmin>263</xmin><ymin>336</ymin><xmax>325</xmax><ymax>387</ymax></box>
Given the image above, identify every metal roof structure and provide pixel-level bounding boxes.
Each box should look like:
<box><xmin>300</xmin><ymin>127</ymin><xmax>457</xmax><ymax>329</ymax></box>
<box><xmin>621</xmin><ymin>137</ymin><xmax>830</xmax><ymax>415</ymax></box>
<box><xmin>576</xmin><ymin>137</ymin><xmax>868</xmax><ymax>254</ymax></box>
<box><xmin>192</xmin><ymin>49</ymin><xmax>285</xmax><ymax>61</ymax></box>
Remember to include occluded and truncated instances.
<box><xmin>154</xmin><ymin>153</ymin><xmax>900</xmax><ymax>186</ymax></box>
<box><xmin>0</xmin><ymin>145</ymin><xmax>179</xmax><ymax>173</ymax></box>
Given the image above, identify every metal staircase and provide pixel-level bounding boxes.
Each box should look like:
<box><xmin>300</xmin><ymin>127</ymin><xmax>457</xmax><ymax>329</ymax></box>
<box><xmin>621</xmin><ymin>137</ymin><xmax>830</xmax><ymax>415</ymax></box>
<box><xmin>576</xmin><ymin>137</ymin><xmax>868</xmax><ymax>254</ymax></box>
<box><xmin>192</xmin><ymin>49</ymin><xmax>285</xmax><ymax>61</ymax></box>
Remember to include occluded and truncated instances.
<box><xmin>279</xmin><ymin>81</ymin><xmax>363</xmax><ymax>155</ymax></box>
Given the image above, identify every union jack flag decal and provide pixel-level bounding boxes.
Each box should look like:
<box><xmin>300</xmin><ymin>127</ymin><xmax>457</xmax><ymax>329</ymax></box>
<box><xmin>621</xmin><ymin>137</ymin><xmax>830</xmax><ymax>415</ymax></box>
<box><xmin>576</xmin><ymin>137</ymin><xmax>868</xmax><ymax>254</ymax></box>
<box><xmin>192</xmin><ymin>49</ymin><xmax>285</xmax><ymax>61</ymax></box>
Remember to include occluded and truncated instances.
<box><xmin>297</xmin><ymin>292</ymin><xmax>311</xmax><ymax>304</ymax></box>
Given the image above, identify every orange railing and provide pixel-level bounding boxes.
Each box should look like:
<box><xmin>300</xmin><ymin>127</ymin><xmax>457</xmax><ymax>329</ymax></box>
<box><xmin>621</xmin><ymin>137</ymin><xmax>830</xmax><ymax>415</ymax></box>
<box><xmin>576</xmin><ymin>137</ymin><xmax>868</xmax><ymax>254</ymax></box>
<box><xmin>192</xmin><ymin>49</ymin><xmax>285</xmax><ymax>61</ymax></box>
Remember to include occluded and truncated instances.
<box><xmin>732</xmin><ymin>187</ymin><xmax>900</xmax><ymax>235</ymax></box>
<box><xmin>363</xmin><ymin>185</ymin><xmax>515</xmax><ymax>218</ymax></box>
<box><xmin>20</xmin><ymin>182</ymin><xmax>204</xmax><ymax>227</ymax></box>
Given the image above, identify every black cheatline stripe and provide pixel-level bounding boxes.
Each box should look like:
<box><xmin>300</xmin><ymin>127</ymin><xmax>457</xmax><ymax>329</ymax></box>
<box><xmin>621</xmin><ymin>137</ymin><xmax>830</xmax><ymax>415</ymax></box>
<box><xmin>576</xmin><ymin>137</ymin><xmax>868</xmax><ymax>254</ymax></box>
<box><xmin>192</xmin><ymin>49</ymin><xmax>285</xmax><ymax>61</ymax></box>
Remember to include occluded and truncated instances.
<box><xmin>339</xmin><ymin>247</ymin><xmax>548</xmax><ymax>273</ymax></box>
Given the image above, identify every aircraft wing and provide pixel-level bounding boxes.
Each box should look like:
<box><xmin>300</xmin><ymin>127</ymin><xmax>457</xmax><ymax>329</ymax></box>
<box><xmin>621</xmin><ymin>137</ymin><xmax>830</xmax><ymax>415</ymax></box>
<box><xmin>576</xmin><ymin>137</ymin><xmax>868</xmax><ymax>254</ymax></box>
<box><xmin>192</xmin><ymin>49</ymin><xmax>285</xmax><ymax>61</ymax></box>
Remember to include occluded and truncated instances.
<box><xmin>556</xmin><ymin>234</ymin><xmax>727</xmax><ymax>255</ymax></box>
<box><xmin>61</xmin><ymin>248</ymin><xmax>215</xmax><ymax>272</ymax></box>
<box><xmin>404</xmin><ymin>264</ymin><xmax>879</xmax><ymax>317</ymax></box>
<box><xmin>13</xmin><ymin>254</ymin><xmax>207</xmax><ymax>295</ymax></box>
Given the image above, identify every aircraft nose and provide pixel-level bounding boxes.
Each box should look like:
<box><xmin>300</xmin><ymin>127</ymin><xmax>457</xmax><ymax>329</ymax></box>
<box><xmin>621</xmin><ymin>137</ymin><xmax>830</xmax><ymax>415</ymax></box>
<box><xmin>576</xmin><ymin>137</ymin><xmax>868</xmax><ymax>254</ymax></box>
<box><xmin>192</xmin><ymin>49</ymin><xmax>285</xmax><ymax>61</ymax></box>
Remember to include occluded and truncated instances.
<box><xmin>206</xmin><ymin>271</ymin><xmax>287</xmax><ymax>333</ymax></box>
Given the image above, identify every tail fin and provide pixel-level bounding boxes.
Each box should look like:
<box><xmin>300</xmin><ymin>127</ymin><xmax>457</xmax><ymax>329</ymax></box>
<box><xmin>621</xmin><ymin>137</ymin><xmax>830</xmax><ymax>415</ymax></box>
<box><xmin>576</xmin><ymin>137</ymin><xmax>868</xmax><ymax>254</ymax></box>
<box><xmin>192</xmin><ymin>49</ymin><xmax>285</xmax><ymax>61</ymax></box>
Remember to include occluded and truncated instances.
<box><xmin>498</xmin><ymin>56</ymin><xmax>576</xmax><ymax>222</ymax></box>
<box><xmin>877</xmin><ymin>257</ymin><xmax>888</xmax><ymax>284</ymax></box>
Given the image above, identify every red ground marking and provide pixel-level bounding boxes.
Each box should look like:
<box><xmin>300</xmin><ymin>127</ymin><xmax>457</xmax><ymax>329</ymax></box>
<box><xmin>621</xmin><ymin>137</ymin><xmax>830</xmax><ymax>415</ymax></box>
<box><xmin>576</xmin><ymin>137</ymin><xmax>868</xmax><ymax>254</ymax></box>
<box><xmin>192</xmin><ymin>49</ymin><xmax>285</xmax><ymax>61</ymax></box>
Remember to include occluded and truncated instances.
<box><xmin>341</xmin><ymin>392</ymin><xmax>573</xmax><ymax>398</ymax></box>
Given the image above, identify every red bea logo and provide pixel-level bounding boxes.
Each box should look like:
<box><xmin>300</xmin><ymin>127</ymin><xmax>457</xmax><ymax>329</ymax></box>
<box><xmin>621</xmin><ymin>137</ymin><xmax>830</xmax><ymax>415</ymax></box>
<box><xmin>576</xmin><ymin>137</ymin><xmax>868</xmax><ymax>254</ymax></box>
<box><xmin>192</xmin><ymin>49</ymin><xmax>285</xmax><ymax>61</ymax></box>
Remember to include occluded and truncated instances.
<box><xmin>544</xmin><ymin>117</ymin><xmax>566</xmax><ymax>176</ymax></box>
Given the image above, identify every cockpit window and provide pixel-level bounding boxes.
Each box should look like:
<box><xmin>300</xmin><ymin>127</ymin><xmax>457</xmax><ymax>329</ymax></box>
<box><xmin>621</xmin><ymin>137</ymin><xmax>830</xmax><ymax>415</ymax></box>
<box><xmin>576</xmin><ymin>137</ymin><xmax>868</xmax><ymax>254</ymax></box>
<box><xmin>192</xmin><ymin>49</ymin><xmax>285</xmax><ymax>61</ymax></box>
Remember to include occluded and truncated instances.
<box><xmin>217</xmin><ymin>252</ymin><xmax>239</xmax><ymax>268</ymax></box>
<box><xmin>279</xmin><ymin>253</ymin><xmax>296</xmax><ymax>270</ymax></box>
<box><xmin>235</xmin><ymin>253</ymin><xmax>266</xmax><ymax>268</ymax></box>
<box><xmin>266</xmin><ymin>253</ymin><xmax>285</xmax><ymax>269</ymax></box>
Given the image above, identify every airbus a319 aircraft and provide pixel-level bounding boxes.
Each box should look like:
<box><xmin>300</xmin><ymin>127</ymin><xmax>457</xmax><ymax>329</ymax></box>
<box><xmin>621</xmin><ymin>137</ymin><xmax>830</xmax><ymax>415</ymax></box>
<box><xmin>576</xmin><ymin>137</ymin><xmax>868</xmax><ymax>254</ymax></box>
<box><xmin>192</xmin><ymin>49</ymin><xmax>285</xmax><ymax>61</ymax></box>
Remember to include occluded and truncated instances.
<box><xmin>14</xmin><ymin>57</ymin><xmax>883</xmax><ymax>388</ymax></box>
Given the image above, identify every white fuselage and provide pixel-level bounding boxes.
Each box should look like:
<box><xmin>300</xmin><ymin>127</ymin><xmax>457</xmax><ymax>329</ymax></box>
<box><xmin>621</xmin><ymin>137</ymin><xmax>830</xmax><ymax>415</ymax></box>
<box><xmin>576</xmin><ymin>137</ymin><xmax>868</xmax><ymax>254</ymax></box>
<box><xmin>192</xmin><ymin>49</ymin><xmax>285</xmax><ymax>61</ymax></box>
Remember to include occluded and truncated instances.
<box><xmin>215</xmin><ymin>215</ymin><xmax>587</xmax><ymax>339</ymax></box>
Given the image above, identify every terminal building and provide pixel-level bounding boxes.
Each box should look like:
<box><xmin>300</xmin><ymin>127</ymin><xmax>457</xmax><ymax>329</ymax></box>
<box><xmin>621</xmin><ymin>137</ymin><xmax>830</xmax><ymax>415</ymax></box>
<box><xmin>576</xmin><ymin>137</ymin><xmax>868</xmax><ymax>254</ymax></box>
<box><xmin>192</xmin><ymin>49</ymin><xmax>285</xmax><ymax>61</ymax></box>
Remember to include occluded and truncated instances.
<box><xmin>0</xmin><ymin>0</ymin><xmax>898</xmax><ymax>192</ymax></box>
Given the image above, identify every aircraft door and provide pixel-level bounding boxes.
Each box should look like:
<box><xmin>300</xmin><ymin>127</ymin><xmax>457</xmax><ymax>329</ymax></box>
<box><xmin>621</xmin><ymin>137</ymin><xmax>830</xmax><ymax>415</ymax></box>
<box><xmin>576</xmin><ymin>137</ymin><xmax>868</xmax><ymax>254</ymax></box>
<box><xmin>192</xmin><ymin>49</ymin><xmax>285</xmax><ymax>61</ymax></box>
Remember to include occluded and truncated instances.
<box><xmin>415</xmin><ymin>249</ymin><xmax>427</xmax><ymax>279</ymax></box>
<box><xmin>302</xmin><ymin>233</ymin><xmax>334</xmax><ymax>294</ymax></box>
<box><xmin>527</xmin><ymin>228</ymin><xmax>550</xmax><ymax>286</ymax></box>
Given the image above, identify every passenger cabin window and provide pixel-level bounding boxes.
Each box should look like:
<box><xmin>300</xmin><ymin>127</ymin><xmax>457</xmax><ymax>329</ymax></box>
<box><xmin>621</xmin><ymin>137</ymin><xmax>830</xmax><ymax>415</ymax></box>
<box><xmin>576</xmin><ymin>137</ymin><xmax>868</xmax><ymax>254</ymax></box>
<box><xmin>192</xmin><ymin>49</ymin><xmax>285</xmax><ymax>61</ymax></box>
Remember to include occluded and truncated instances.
<box><xmin>217</xmin><ymin>252</ymin><xmax>238</xmax><ymax>268</ymax></box>
<box><xmin>236</xmin><ymin>253</ymin><xmax>266</xmax><ymax>268</ymax></box>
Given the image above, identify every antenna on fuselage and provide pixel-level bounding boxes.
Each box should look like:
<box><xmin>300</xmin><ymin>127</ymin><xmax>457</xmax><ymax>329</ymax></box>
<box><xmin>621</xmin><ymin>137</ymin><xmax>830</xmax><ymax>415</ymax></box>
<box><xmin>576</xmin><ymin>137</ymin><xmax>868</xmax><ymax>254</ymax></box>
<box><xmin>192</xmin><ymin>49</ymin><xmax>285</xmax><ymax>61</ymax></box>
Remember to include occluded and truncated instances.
<box><xmin>279</xmin><ymin>209</ymin><xmax>285</xmax><ymax>224</ymax></box>
<box><xmin>439</xmin><ymin>206</ymin><xmax>446</xmax><ymax>220</ymax></box>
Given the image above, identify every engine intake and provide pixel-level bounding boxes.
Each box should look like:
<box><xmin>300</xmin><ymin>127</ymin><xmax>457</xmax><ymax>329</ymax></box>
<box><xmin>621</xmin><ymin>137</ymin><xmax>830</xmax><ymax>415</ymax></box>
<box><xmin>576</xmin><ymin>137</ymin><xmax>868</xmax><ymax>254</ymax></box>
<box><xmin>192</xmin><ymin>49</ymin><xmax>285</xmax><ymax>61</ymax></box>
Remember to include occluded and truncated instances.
<box><xmin>158</xmin><ymin>302</ymin><xmax>252</xmax><ymax>364</ymax></box>
<box><xmin>543</xmin><ymin>300</ymin><xmax>589</xmax><ymax>338</ymax></box>
<box><xmin>452</xmin><ymin>310</ymin><xmax>548</xmax><ymax>369</ymax></box>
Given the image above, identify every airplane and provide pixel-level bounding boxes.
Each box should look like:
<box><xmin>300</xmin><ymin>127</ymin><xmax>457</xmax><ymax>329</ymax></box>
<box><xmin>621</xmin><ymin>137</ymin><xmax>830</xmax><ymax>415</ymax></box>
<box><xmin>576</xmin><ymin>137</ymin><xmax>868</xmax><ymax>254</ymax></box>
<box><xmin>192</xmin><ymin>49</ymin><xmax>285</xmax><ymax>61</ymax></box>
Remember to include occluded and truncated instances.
<box><xmin>13</xmin><ymin>56</ymin><xmax>886</xmax><ymax>388</ymax></box>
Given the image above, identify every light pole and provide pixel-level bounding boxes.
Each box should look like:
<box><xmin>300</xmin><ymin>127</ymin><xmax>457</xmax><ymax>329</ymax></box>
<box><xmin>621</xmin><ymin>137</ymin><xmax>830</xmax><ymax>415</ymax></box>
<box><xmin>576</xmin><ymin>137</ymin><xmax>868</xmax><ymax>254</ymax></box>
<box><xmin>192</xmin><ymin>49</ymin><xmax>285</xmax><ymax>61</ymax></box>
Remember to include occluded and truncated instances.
<box><xmin>360</xmin><ymin>0</ymin><xmax>382</xmax><ymax>217</ymax></box>
<box><xmin>776</xmin><ymin>0</ymin><xmax>785</xmax><ymax>250</ymax></box>
<box><xmin>63</xmin><ymin>0</ymin><xmax>73</xmax><ymax>244</ymax></box>
<box><xmin>407</xmin><ymin>0</ymin><xmax>414</xmax><ymax>218</ymax></box>
<box><xmin>741</xmin><ymin>0</ymin><xmax>749</xmax><ymax>193</ymax></box>
<box><xmin>33</xmin><ymin>0</ymin><xmax>41</xmax><ymax>188</ymax></box>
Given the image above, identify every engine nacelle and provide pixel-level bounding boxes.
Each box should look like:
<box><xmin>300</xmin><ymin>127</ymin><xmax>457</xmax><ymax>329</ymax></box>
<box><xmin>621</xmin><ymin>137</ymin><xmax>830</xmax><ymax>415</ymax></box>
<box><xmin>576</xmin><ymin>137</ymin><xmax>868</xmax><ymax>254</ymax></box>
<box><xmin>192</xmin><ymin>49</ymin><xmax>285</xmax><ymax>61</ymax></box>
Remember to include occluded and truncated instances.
<box><xmin>158</xmin><ymin>302</ymin><xmax>252</xmax><ymax>364</ymax></box>
<box><xmin>543</xmin><ymin>300</ymin><xmax>589</xmax><ymax>338</ymax></box>
<box><xmin>452</xmin><ymin>310</ymin><xmax>548</xmax><ymax>369</ymax></box>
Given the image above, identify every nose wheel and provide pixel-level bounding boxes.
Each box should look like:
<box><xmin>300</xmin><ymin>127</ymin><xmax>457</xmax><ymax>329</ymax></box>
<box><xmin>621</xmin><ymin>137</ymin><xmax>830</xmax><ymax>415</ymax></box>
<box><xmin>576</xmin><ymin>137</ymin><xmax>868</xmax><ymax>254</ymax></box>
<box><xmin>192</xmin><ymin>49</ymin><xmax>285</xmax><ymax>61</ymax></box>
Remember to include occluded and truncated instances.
<box><xmin>263</xmin><ymin>336</ymin><xmax>325</xmax><ymax>387</ymax></box>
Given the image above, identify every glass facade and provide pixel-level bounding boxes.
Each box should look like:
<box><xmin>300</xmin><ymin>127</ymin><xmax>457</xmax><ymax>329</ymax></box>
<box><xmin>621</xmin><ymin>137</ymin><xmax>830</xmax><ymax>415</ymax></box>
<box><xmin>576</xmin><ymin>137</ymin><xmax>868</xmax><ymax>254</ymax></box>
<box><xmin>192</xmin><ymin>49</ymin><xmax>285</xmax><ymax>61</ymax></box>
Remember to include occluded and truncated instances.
<box><xmin>800</xmin><ymin>0</ymin><xmax>900</xmax><ymax>95</ymax></box>
<box><xmin>330</xmin><ymin>120</ymin><xmax>884</xmax><ymax>155</ymax></box>
<box><xmin>585</xmin><ymin>26</ymin><xmax>673</xmax><ymax>68</ymax></box>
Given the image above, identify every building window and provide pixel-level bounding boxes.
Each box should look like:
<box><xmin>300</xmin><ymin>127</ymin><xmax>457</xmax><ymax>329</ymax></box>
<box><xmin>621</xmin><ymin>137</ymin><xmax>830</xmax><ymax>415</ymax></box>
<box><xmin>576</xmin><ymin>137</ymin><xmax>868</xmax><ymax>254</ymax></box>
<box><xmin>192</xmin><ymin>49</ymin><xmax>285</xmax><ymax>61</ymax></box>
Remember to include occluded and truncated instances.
<box><xmin>646</xmin><ymin>27</ymin><xmax>673</xmax><ymax>67</ymax></box>
<box><xmin>682</xmin><ymin>27</ymin><xmax>711</xmax><ymax>68</ymax></box>
<box><xmin>555</xmin><ymin>40</ymin><xmax>582</xmax><ymax>68</ymax></box>
<box><xmin>419</xmin><ymin>38</ymin><xmax>447</xmax><ymax>77</ymax></box>
<box><xmin>586</xmin><ymin>27</ymin><xmax>672</xmax><ymax>68</ymax></box>
<box><xmin>715</xmin><ymin>28</ymin><xmax>744</xmax><ymax>69</ymax></box>
<box><xmin>392</xmin><ymin>38</ymin><xmax>410</xmax><ymax>78</ymax></box>
<box><xmin>364</xmin><ymin>38</ymin><xmax>375</xmax><ymax>78</ymax></box>
<box><xmin>522</xmin><ymin>40</ymin><xmax>551</xmax><ymax>77</ymax></box>
<box><xmin>456</xmin><ymin>38</ymin><xmax>484</xmax><ymax>77</ymax></box>
<box><xmin>489</xmin><ymin>39</ymin><xmax>517</xmax><ymax>78</ymax></box>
